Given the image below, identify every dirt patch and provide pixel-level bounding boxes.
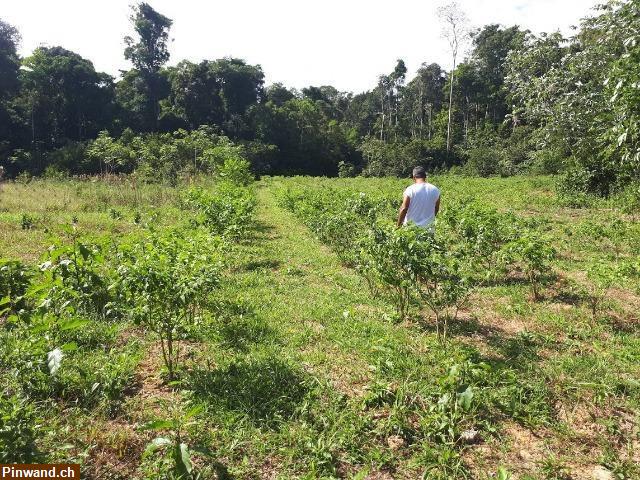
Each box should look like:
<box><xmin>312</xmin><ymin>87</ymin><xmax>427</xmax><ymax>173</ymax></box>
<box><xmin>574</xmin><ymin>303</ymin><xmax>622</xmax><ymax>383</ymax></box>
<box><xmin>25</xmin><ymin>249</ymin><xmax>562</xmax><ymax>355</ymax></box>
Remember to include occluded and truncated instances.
<box><xmin>83</xmin><ymin>420</ymin><xmax>149</xmax><ymax>480</ymax></box>
<box><xmin>466</xmin><ymin>422</ymin><xmax>565</xmax><ymax>478</ymax></box>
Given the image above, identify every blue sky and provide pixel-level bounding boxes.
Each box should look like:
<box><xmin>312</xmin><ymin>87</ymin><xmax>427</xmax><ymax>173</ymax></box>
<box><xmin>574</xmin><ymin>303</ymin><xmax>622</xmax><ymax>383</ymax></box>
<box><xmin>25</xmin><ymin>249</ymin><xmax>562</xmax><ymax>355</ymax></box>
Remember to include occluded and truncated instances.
<box><xmin>2</xmin><ymin>0</ymin><xmax>600</xmax><ymax>92</ymax></box>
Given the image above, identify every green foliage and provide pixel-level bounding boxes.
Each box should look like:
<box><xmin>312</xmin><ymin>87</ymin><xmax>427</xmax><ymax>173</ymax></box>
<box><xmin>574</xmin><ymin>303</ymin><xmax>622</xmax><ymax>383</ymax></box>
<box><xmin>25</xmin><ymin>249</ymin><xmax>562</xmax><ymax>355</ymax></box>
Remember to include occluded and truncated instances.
<box><xmin>215</xmin><ymin>156</ymin><xmax>252</xmax><ymax>186</ymax></box>
<box><xmin>0</xmin><ymin>259</ymin><xmax>33</xmax><ymax>315</ymax></box>
<box><xmin>584</xmin><ymin>260</ymin><xmax>622</xmax><ymax>320</ymax></box>
<box><xmin>506</xmin><ymin>1</ymin><xmax>640</xmax><ymax>195</ymax></box>
<box><xmin>86</xmin><ymin>131</ymin><xmax>136</xmax><ymax>174</ymax></box>
<box><xmin>37</xmin><ymin>226</ymin><xmax>113</xmax><ymax>318</ymax></box>
<box><xmin>182</xmin><ymin>182</ymin><xmax>256</xmax><ymax>239</ymax></box>
<box><xmin>142</xmin><ymin>403</ymin><xmax>206</xmax><ymax>479</ymax></box>
<box><xmin>277</xmin><ymin>179</ymin><xmax>554</xmax><ymax>338</ymax></box>
<box><xmin>0</xmin><ymin>394</ymin><xmax>39</xmax><ymax>463</ymax></box>
<box><xmin>359</xmin><ymin>137</ymin><xmax>448</xmax><ymax>177</ymax></box>
<box><xmin>505</xmin><ymin>232</ymin><xmax>556</xmax><ymax>300</ymax></box>
<box><xmin>20</xmin><ymin>213</ymin><xmax>36</xmax><ymax>230</ymax></box>
<box><xmin>338</xmin><ymin>160</ymin><xmax>356</xmax><ymax>178</ymax></box>
<box><xmin>116</xmin><ymin>229</ymin><xmax>221</xmax><ymax>380</ymax></box>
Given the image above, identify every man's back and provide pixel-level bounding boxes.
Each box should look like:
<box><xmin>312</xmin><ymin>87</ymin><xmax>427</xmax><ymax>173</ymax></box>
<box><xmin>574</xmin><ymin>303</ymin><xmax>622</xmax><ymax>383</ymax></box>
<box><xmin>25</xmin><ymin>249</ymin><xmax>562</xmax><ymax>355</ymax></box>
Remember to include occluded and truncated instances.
<box><xmin>403</xmin><ymin>182</ymin><xmax>440</xmax><ymax>227</ymax></box>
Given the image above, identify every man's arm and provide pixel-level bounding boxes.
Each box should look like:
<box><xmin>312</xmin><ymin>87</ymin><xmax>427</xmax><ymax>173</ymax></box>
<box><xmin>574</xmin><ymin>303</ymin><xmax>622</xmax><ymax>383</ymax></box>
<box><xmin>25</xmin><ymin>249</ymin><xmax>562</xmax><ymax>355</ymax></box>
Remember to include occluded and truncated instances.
<box><xmin>397</xmin><ymin>195</ymin><xmax>410</xmax><ymax>227</ymax></box>
<box><xmin>434</xmin><ymin>195</ymin><xmax>441</xmax><ymax>216</ymax></box>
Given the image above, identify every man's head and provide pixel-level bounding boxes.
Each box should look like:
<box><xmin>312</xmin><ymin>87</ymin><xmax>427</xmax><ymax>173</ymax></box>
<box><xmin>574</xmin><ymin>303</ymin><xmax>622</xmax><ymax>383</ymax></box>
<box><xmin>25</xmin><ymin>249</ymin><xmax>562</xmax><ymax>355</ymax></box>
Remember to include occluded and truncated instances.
<box><xmin>412</xmin><ymin>166</ymin><xmax>426</xmax><ymax>180</ymax></box>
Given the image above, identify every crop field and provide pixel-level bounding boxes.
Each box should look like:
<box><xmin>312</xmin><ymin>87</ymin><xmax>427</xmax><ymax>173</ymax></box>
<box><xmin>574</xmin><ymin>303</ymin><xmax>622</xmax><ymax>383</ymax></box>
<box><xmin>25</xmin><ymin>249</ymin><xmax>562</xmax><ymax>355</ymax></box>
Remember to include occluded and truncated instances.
<box><xmin>1</xmin><ymin>174</ymin><xmax>639</xmax><ymax>479</ymax></box>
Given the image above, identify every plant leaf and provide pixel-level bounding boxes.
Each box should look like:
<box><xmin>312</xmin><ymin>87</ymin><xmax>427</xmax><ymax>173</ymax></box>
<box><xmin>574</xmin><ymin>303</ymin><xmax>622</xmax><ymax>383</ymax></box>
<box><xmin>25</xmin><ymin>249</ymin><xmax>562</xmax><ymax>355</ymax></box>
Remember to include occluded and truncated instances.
<box><xmin>457</xmin><ymin>386</ymin><xmax>473</xmax><ymax>411</ymax></box>
<box><xmin>141</xmin><ymin>419</ymin><xmax>175</xmax><ymax>431</ymax></box>
<box><xmin>144</xmin><ymin>436</ymin><xmax>171</xmax><ymax>454</ymax></box>
<box><xmin>47</xmin><ymin>348</ymin><xmax>63</xmax><ymax>375</ymax></box>
<box><xmin>175</xmin><ymin>442</ymin><xmax>193</xmax><ymax>476</ymax></box>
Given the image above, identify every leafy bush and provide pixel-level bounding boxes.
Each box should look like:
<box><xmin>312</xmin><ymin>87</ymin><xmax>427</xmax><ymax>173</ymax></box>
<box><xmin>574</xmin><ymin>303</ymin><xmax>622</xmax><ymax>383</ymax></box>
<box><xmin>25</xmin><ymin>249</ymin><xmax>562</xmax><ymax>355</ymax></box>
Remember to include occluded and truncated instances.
<box><xmin>505</xmin><ymin>232</ymin><xmax>556</xmax><ymax>300</ymax></box>
<box><xmin>464</xmin><ymin>146</ymin><xmax>499</xmax><ymax>177</ymax></box>
<box><xmin>277</xmin><ymin>181</ymin><xmax>556</xmax><ymax>336</ymax></box>
<box><xmin>182</xmin><ymin>183</ymin><xmax>256</xmax><ymax>239</ymax></box>
<box><xmin>37</xmin><ymin>227</ymin><xmax>113</xmax><ymax>318</ymax></box>
<box><xmin>338</xmin><ymin>160</ymin><xmax>356</xmax><ymax>178</ymax></box>
<box><xmin>0</xmin><ymin>259</ymin><xmax>33</xmax><ymax>315</ymax></box>
<box><xmin>215</xmin><ymin>156</ymin><xmax>252</xmax><ymax>186</ymax></box>
<box><xmin>116</xmin><ymin>230</ymin><xmax>222</xmax><ymax>380</ymax></box>
<box><xmin>0</xmin><ymin>394</ymin><xmax>40</xmax><ymax>462</ymax></box>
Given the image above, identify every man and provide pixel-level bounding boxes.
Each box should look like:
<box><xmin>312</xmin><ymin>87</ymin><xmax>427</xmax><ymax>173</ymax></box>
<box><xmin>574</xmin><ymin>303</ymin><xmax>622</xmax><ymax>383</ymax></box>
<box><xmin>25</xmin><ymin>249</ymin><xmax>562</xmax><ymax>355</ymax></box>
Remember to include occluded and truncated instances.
<box><xmin>397</xmin><ymin>166</ymin><xmax>440</xmax><ymax>229</ymax></box>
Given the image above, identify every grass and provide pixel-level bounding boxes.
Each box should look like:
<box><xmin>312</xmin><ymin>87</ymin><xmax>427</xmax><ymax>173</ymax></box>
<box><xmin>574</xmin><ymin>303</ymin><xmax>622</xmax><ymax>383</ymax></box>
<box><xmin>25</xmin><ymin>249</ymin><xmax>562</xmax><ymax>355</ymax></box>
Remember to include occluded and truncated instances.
<box><xmin>1</xmin><ymin>175</ymin><xmax>639</xmax><ymax>479</ymax></box>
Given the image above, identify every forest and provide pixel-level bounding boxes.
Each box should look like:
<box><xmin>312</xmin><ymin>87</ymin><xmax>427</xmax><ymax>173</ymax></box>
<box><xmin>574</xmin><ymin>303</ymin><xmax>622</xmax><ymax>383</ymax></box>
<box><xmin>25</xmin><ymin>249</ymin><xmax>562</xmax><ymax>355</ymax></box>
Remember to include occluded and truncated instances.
<box><xmin>0</xmin><ymin>0</ymin><xmax>639</xmax><ymax>201</ymax></box>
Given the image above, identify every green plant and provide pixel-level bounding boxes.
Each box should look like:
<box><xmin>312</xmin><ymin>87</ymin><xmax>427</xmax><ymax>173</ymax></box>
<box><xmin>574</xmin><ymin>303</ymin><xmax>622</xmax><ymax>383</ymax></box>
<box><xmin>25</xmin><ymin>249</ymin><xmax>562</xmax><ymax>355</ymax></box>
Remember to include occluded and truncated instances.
<box><xmin>215</xmin><ymin>156</ymin><xmax>252</xmax><ymax>186</ymax></box>
<box><xmin>0</xmin><ymin>394</ymin><xmax>40</xmax><ymax>463</ymax></box>
<box><xmin>584</xmin><ymin>260</ymin><xmax>622</xmax><ymax>320</ymax></box>
<box><xmin>182</xmin><ymin>183</ymin><xmax>256</xmax><ymax>239</ymax></box>
<box><xmin>359</xmin><ymin>225</ymin><xmax>417</xmax><ymax>320</ymax></box>
<box><xmin>414</xmin><ymin>241</ymin><xmax>472</xmax><ymax>340</ymax></box>
<box><xmin>117</xmin><ymin>230</ymin><xmax>221</xmax><ymax>381</ymax></box>
<box><xmin>37</xmin><ymin>226</ymin><xmax>112</xmax><ymax>317</ymax></box>
<box><xmin>109</xmin><ymin>208</ymin><xmax>123</xmax><ymax>220</ymax></box>
<box><xmin>0</xmin><ymin>259</ymin><xmax>33</xmax><ymax>316</ymax></box>
<box><xmin>142</xmin><ymin>402</ymin><xmax>207</xmax><ymax>479</ymax></box>
<box><xmin>21</xmin><ymin>213</ymin><xmax>36</xmax><ymax>230</ymax></box>
<box><xmin>495</xmin><ymin>466</ymin><xmax>512</xmax><ymax>480</ymax></box>
<box><xmin>506</xmin><ymin>232</ymin><xmax>556</xmax><ymax>300</ymax></box>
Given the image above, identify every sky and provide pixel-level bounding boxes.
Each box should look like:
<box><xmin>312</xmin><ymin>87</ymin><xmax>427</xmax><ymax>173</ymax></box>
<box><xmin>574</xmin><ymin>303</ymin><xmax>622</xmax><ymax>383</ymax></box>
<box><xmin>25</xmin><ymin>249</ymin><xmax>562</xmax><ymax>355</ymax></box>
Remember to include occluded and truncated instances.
<box><xmin>2</xmin><ymin>0</ymin><xmax>601</xmax><ymax>93</ymax></box>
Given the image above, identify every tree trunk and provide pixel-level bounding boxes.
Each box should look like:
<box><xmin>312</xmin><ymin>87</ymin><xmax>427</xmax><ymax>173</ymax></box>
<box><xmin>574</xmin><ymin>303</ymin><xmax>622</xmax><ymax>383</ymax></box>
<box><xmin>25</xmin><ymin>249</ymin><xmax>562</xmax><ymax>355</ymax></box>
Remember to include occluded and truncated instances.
<box><xmin>446</xmin><ymin>59</ymin><xmax>456</xmax><ymax>153</ymax></box>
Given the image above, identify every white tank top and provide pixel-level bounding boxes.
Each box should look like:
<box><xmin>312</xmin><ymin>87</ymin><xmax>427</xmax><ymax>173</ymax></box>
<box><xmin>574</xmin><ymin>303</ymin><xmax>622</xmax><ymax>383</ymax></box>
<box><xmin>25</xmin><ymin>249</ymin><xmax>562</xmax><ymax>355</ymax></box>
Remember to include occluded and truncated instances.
<box><xmin>403</xmin><ymin>182</ymin><xmax>440</xmax><ymax>228</ymax></box>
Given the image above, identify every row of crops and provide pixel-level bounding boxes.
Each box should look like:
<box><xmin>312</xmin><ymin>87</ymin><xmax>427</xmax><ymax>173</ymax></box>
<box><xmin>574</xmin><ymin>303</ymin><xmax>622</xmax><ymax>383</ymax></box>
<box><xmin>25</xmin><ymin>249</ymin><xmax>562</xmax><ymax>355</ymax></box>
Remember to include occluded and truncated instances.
<box><xmin>0</xmin><ymin>164</ymin><xmax>256</xmax><ymax>472</ymax></box>
<box><xmin>275</xmin><ymin>179</ymin><xmax>640</xmax><ymax>338</ymax></box>
<box><xmin>269</xmin><ymin>177</ymin><xmax>640</xmax><ymax>477</ymax></box>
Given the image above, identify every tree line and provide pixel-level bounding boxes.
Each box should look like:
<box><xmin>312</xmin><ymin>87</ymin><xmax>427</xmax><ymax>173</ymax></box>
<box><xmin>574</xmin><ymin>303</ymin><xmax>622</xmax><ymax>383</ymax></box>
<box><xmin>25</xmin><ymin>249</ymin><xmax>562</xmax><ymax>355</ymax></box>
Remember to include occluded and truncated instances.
<box><xmin>0</xmin><ymin>0</ymin><xmax>638</xmax><ymax>197</ymax></box>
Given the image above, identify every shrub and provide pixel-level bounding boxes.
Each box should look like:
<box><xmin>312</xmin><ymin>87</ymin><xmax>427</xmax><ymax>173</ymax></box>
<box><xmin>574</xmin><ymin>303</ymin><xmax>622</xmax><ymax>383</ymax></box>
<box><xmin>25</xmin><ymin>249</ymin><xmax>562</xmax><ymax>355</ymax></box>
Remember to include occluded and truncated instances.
<box><xmin>182</xmin><ymin>183</ymin><xmax>256</xmax><ymax>239</ymax></box>
<box><xmin>505</xmin><ymin>232</ymin><xmax>556</xmax><ymax>300</ymax></box>
<box><xmin>464</xmin><ymin>146</ymin><xmax>499</xmax><ymax>177</ymax></box>
<box><xmin>338</xmin><ymin>160</ymin><xmax>356</xmax><ymax>178</ymax></box>
<box><xmin>116</xmin><ymin>230</ymin><xmax>222</xmax><ymax>381</ymax></box>
<box><xmin>215</xmin><ymin>156</ymin><xmax>252</xmax><ymax>186</ymax></box>
<box><xmin>0</xmin><ymin>395</ymin><xmax>40</xmax><ymax>462</ymax></box>
<box><xmin>0</xmin><ymin>259</ymin><xmax>33</xmax><ymax>315</ymax></box>
<box><xmin>37</xmin><ymin>227</ymin><xmax>113</xmax><ymax>318</ymax></box>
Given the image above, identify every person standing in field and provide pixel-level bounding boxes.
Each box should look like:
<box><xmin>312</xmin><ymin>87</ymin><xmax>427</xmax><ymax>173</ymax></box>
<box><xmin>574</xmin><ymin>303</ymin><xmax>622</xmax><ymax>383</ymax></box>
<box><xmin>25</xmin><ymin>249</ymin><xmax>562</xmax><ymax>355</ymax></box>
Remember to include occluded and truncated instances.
<box><xmin>397</xmin><ymin>166</ymin><xmax>440</xmax><ymax>230</ymax></box>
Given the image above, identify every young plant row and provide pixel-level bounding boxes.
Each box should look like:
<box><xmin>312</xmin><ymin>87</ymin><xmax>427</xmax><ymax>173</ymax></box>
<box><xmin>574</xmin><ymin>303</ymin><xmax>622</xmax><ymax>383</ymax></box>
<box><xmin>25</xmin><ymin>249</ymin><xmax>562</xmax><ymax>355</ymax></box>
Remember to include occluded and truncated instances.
<box><xmin>0</xmin><ymin>169</ymin><xmax>256</xmax><ymax>471</ymax></box>
<box><xmin>277</xmin><ymin>185</ymin><xmax>557</xmax><ymax>338</ymax></box>
<box><xmin>278</xmin><ymin>182</ymin><xmax>640</xmax><ymax>332</ymax></box>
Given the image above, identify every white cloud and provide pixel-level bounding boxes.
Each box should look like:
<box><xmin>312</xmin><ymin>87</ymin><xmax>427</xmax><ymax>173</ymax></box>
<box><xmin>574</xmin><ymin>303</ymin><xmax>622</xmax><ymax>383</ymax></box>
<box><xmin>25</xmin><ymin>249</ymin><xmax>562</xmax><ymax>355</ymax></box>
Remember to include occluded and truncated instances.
<box><xmin>2</xmin><ymin>0</ymin><xmax>600</xmax><ymax>92</ymax></box>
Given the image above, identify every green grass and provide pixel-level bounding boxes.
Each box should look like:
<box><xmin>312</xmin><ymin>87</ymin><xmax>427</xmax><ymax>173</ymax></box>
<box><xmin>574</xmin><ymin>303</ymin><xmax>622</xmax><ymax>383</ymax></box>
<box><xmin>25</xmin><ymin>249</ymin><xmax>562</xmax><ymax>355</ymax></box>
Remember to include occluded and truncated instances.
<box><xmin>1</xmin><ymin>175</ymin><xmax>639</xmax><ymax>479</ymax></box>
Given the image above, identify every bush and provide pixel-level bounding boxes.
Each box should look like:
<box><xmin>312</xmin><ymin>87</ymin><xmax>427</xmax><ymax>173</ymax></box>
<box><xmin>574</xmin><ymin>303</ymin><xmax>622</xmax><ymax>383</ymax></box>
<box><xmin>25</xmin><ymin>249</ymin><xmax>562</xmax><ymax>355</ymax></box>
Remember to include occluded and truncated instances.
<box><xmin>464</xmin><ymin>146</ymin><xmax>499</xmax><ymax>177</ymax></box>
<box><xmin>182</xmin><ymin>183</ymin><xmax>256</xmax><ymax>238</ymax></box>
<box><xmin>0</xmin><ymin>395</ymin><xmax>40</xmax><ymax>462</ymax></box>
<box><xmin>116</xmin><ymin>230</ymin><xmax>222</xmax><ymax>380</ymax></box>
<box><xmin>215</xmin><ymin>156</ymin><xmax>252</xmax><ymax>186</ymax></box>
<box><xmin>338</xmin><ymin>160</ymin><xmax>356</xmax><ymax>178</ymax></box>
<box><xmin>0</xmin><ymin>259</ymin><xmax>33</xmax><ymax>315</ymax></box>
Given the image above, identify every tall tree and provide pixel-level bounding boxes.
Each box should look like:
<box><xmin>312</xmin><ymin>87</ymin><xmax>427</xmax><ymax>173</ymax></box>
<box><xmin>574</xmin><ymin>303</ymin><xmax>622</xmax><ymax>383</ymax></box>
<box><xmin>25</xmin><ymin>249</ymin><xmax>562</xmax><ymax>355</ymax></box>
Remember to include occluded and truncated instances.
<box><xmin>164</xmin><ymin>60</ymin><xmax>224</xmax><ymax>129</ymax></box>
<box><xmin>18</xmin><ymin>47</ymin><xmax>115</xmax><ymax>149</ymax></box>
<box><xmin>470</xmin><ymin>24</ymin><xmax>527</xmax><ymax>124</ymax></box>
<box><xmin>404</xmin><ymin>63</ymin><xmax>445</xmax><ymax>139</ymax></box>
<box><xmin>375</xmin><ymin>59</ymin><xmax>408</xmax><ymax>141</ymax></box>
<box><xmin>0</xmin><ymin>19</ymin><xmax>23</xmax><ymax>156</ymax></box>
<box><xmin>265</xmin><ymin>83</ymin><xmax>296</xmax><ymax>106</ymax></box>
<box><xmin>437</xmin><ymin>1</ymin><xmax>469</xmax><ymax>153</ymax></box>
<box><xmin>209</xmin><ymin>57</ymin><xmax>264</xmax><ymax>138</ymax></box>
<box><xmin>123</xmin><ymin>2</ymin><xmax>172</xmax><ymax>130</ymax></box>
